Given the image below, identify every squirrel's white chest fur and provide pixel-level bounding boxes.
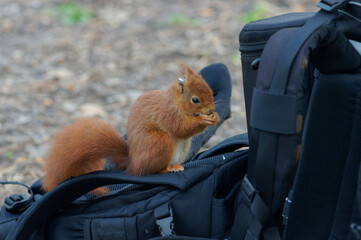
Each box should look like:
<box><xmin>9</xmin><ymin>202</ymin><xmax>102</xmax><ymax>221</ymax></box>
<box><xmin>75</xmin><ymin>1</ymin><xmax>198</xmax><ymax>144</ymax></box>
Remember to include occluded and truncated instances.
<box><xmin>170</xmin><ymin>139</ymin><xmax>191</xmax><ymax>165</ymax></box>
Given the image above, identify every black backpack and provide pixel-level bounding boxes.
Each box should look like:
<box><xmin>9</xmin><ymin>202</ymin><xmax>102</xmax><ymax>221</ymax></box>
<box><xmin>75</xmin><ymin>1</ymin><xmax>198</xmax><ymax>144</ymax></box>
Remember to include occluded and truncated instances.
<box><xmin>237</xmin><ymin>0</ymin><xmax>361</xmax><ymax>239</ymax></box>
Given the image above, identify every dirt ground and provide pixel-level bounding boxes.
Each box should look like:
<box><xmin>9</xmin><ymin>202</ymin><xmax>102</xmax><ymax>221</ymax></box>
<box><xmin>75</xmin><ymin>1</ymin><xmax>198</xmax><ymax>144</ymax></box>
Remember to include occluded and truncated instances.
<box><xmin>0</xmin><ymin>0</ymin><xmax>318</xmax><ymax>203</ymax></box>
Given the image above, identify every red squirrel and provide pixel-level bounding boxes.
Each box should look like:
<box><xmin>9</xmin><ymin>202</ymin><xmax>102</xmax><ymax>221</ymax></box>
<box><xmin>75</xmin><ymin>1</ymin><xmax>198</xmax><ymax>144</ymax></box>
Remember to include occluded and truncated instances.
<box><xmin>42</xmin><ymin>63</ymin><xmax>220</xmax><ymax>195</ymax></box>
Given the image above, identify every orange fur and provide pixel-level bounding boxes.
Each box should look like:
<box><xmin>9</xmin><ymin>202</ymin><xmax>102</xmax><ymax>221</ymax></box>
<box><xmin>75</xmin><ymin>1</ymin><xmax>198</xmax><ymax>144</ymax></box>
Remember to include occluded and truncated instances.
<box><xmin>42</xmin><ymin>118</ymin><xmax>128</xmax><ymax>194</ymax></box>
<box><xmin>126</xmin><ymin>62</ymin><xmax>219</xmax><ymax>175</ymax></box>
<box><xmin>42</xmin><ymin>63</ymin><xmax>220</xmax><ymax>195</ymax></box>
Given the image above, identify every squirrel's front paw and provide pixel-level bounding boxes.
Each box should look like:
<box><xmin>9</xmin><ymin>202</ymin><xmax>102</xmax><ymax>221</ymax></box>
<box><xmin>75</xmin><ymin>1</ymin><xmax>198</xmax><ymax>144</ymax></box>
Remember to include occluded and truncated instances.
<box><xmin>201</xmin><ymin>112</ymin><xmax>220</xmax><ymax>126</ymax></box>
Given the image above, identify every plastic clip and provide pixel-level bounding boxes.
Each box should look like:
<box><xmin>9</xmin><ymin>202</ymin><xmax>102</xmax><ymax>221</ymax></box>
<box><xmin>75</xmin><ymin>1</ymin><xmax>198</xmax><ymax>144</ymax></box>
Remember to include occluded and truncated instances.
<box><xmin>155</xmin><ymin>203</ymin><xmax>176</xmax><ymax>237</ymax></box>
<box><xmin>1</xmin><ymin>181</ymin><xmax>34</xmax><ymax>213</ymax></box>
<box><xmin>317</xmin><ymin>0</ymin><xmax>347</xmax><ymax>12</ymax></box>
<box><xmin>4</xmin><ymin>194</ymin><xmax>33</xmax><ymax>214</ymax></box>
<box><xmin>241</xmin><ymin>175</ymin><xmax>258</xmax><ymax>204</ymax></box>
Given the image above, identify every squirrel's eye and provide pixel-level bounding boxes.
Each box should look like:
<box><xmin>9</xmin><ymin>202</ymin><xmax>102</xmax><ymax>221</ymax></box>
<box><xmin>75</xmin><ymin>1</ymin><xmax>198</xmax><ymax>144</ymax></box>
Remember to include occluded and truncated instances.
<box><xmin>192</xmin><ymin>97</ymin><xmax>200</xmax><ymax>104</ymax></box>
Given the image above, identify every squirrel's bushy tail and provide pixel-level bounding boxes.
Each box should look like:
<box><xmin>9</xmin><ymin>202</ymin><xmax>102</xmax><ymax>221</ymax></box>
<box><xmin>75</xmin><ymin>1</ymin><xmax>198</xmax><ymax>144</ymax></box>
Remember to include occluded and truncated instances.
<box><xmin>42</xmin><ymin>118</ymin><xmax>128</xmax><ymax>194</ymax></box>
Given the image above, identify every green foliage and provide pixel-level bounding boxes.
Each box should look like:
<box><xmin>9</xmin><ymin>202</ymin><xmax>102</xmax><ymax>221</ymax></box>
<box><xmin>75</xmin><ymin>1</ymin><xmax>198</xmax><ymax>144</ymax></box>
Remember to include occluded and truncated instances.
<box><xmin>231</xmin><ymin>54</ymin><xmax>242</xmax><ymax>65</ymax></box>
<box><xmin>6</xmin><ymin>152</ymin><xmax>12</xmax><ymax>160</ymax></box>
<box><xmin>239</xmin><ymin>4</ymin><xmax>269</xmax><ymax>24</ymax></box>
<box><xmin>166</xmin><ymin>14</ymin><xmax>198</xmax><ymax>26</ymax></box>
<box><xmin>47</xmin><ymin>2</ymin><xmax>94</xmax><ymax>26</ymax></box>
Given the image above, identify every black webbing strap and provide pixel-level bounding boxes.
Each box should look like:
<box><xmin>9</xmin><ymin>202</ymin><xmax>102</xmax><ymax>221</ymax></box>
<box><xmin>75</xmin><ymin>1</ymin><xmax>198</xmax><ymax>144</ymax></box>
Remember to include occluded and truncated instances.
<box><xmin>254</xmin><ymin>132</ymin><xmax>278</xmax><ymax>206</ymax></box>
<box><xmin>263</xmin><ymin>227</ymin><xmax>282</xmax><ymax>240</ymax></box>
<box><xmin>317</xmin><ymin>0</ymin><xmax>349</xmax><ymax>11</ymax></box>
<box><xmin>351</xmin><ymin>158</ymin><xmax>361</xmax><ymax>240</ymax></box>
<box><xmin>230</xmin><ymin>176</ymin><xmax>280</xmax><ymax>240</ymax></box>
<box><xmin>247</xmin><ymin>130</ymin><xmax>259</xmax><ymax>182</ymax></box>
<box><xmin>5</xmin><ymin>167</ymin><xmax>215</xmax><ymax>240</ymax></box>
<box><xmin>250</xmin><ymin>89</ymin><xmax>298</xmax><ymax>134</ymax></box>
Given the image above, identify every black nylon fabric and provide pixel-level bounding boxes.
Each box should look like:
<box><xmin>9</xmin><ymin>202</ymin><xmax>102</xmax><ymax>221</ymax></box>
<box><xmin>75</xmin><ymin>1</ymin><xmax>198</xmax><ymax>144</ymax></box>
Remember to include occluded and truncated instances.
<box><xmin>238</xmin><ymin>2</ymin><xmax>361</xmax><ymax>240</ymax></box>
<box><xmin>240</xmin><ymin>5</ymin><xmax>361</xmax><ymax>240</ymax></box>
<box><xmin>239</xmin><ymin>12</ymin><xmax>315</xmax><ymax>48</ymax></box>
<box><xmin>351</xmin><ymin>162</ymin><xmax>361</xmax><ymax>240</ymax></box>
<box><xmin>284</xmin><ymin>73</ymin><xmax>361</xmax><ymax>240</ymax></box>
<box><xmin>250</xmin><ymin>23</ymin><xmax>361</xmax><ymax>214</ymax></box>
<box><xmin>248</xmin><ymin>26</ymin><xmax>311</xmax><ymax>215</ymax></box>
<box><xmin>239</xmin><ymin>12</ymin><xmax>313</xmax><ymax>137</ymax></box>
<box><xmin>336</xmin><ymin>0</ymin><xmax>361</xmax><ymax>40</ymax></box>
<box><xmin>310</xmin><ymin>24</ymin><xmax>361</xmax><ymax>73</ymax></box>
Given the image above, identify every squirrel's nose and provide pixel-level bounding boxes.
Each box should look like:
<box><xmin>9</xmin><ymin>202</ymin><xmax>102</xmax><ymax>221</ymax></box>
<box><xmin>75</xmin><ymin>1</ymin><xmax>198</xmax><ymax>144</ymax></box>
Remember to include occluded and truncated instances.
<box><xmin>209</xmin><ymin>109</ymin><xmax>214</xmax><ymax>115</ymax></box>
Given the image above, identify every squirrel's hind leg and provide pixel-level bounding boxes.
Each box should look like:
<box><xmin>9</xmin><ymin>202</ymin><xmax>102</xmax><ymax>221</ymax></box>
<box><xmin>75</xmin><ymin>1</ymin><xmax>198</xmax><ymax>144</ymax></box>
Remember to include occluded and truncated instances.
<box><xmin>159</xmin><ymin>164</ymin><xmax>184</xmax><ymax>173</ymax></box>
<box><xmin>127</xmin><ymin>131</ymin><xmax>176</xmax><ymax>175</ymax></box>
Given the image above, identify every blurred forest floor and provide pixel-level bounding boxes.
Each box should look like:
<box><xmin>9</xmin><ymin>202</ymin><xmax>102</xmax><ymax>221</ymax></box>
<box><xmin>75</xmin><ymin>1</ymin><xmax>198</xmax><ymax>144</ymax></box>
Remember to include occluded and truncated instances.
<box><xmin>0</xmin><ymin>0</ymin><xmax>317</xmax><ymax>202</ymax></box>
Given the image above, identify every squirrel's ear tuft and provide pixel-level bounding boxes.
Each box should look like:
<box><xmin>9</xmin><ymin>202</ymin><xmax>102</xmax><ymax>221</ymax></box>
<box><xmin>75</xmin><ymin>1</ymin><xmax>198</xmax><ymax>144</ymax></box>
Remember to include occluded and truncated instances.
<box><xmin>177</xmin><ymin>61</ymin><xmax>197</xmax><ymax>93</ymax></box>
<box><xmin>178</xmin><ymin>61</ymin><xmax>196</xmax><ymax>76</ymax></box>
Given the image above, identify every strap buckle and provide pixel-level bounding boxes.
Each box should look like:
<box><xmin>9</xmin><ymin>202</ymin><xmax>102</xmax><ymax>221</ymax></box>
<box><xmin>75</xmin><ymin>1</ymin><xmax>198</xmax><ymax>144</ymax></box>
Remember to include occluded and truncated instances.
<box><xmin>317</xmin><ymin>0</ymin><xmax>347</xmax><ymax>12</ymax></box>
<box><xmin>241</xmin><ymin>175</ymin><xmax>273</xmax><ymax>226</ymax></box>
<box><xmin>282</xmin><ymin>189</ymin><xmax>294</xmax><ymax>226</ymax></box>
<box><xmin>1</xmin><ymin>181</ymin><xmax>34</xmax><ymax>214</ymax></box>
<box><xmin>155</xmin><ymin>203</ymin><xmax>176</xmax><ymax>237</ymax></box>
<box><xmin>236</xmin><ymin>175</ymin><xmax>279</xmax><ymax>238</ymax></box>
<box><xmin>4</xmin><ymin>194</ymin><xmax>34</xmax><ymax>214</ymax></box>
<box><xmin>241</xmin><ymin>175</ymin><xmax>258</xmax><ymax>204</ymax></box>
